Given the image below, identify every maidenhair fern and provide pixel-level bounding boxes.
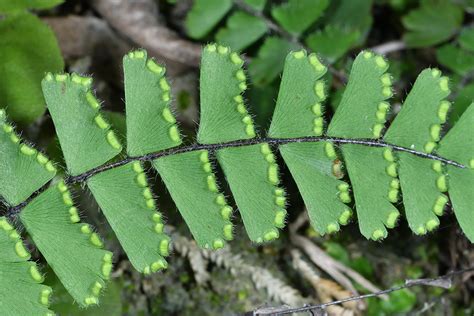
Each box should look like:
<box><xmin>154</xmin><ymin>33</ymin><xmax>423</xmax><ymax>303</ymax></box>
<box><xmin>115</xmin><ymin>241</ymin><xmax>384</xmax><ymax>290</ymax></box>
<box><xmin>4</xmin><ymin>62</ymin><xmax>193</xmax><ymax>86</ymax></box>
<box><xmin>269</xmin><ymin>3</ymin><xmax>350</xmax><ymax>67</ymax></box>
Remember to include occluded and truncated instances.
<box><xmin>0</xmin><ymin>44</ymin><xmax>472</xmax><ymax>314</ymax></box>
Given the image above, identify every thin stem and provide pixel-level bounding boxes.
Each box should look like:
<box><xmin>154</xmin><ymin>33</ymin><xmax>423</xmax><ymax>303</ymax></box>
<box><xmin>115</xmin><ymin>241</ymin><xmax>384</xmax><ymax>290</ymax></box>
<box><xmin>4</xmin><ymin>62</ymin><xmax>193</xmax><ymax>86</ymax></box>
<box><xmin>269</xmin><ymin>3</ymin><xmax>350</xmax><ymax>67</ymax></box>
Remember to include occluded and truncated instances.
<box><xmin>252</xmin><ymin>266</ymin><xmax>474</xmax><ymax>315</ymax></box>
<box><xmin>370</xmin><ymin>40</ymin><xmax>407</xmax><ymax>55</ymax></box>
<box><xmin>3</xmin><ymin>135</ymin><xmax>465</xmax><ymax>218</ymax></box>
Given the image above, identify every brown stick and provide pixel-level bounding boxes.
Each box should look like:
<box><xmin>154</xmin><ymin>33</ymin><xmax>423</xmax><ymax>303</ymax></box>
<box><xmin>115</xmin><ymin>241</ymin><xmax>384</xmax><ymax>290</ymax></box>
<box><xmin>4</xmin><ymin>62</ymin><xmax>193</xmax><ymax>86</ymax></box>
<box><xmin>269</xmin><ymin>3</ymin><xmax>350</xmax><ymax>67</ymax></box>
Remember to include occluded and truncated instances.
<box><xmin>91</xmin><ymin>0</ymin><xmax>201</xmax><ymax>72</ymax></box>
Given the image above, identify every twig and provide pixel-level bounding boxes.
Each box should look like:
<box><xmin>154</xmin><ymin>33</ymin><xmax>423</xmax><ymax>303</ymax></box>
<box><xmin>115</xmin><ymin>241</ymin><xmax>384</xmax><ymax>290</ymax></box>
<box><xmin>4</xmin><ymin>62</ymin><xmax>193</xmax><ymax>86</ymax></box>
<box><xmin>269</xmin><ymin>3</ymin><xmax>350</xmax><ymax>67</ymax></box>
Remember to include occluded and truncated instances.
<box><xmin>250</xmin><ymin>266</ymin><xmax>474</xmax><ymax>315</ymax></box>
<box><xmin>370</xmin><ymin>40</ymin><xmax>407</xmax><ymax>55</ymax></box>
<box><xmin>289</xmin><ymin>214</ymin><xmax>383</xmax><ymax>299</ymax></box>
<box><xmin>91</xmin><ymin>0</ymin><xmax>201</xmax><ymax>71</ymax></box>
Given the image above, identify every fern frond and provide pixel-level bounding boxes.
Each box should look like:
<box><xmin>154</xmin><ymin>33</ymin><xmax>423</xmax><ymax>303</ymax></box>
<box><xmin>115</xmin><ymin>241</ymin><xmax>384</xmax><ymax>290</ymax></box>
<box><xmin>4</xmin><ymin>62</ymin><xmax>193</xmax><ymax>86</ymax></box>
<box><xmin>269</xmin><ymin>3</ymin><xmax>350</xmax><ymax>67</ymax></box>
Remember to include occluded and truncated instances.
<box><xmin>1</xmin><ymin>44</ymin><xmax>473</xmax><ymax>313</ymax></box>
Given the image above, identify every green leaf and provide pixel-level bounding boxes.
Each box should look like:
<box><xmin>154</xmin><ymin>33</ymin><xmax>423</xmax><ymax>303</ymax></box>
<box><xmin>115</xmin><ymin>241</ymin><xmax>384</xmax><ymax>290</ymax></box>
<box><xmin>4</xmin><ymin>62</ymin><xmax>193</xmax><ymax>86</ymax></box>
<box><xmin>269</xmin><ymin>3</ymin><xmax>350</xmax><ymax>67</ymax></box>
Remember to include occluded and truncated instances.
<box><xmin>0</xmin><ymin>109</ymin><xmax>56</xmax><ymax>205</ymax></box>
<box><xmin>0</xmin><ymin>217</ymin><xmax>54</xmax><ymax>316</ymax></box>
<box><xmin>328</xmin><ymin>51</ymin><xmax>392</xmax><ymax>139</ymax></box>
<box><xmin>244</xmin><ymin>0</ymin><xmax>266</xmax><ymax>11</ymax></box>
<box><xmin>269</xmin><ymin>50</ymin><xmax>328</xmax><ymax>138</ymax></box>
<box><xmin>280</xmin><ymin>143</ymin><xmax>352</xmax><ymax>235</ymax></box>
<box><xmin>153</xmin><ymin>150</ymin><xmax>234</xmax><ymax>249</ymax></box>
<box><xmin>20</xmin><ymin>184</ymin><xmax>112</xmax><ymax>307</ymax></box>
<box><xmin>267</xmin><ymin>50</ymin><xmax>350</xmax><ymax>237</ymax></box>
<box><xmin>325</xmin><ymin>0</ymin><xmax>373</xmax><ymax>36</ymax></box>
<box><xmin>398</xmin><ymin>154</ymin><xmax>443</xmax><ymax>235</ymax></box>
<box><xmin>42</xmin><ymin>73</ymin><xmax>122</xmax><ymax>175</ymax></box>
<box><xmin>402</xmin><ymin>0</ymin><xmax>463</xmax><ymax>48</ymax></box>
<box><xmin>326</xmin><ymin>51</ymin><xmax>399</xmax><ymax>239</ymax></box>
<box><xmin>123</xmin><ymin>50</ymin><xmax>182</xmax><ymax>156</ymax></box>
<box><xmin>215</xmin><ymin>11</ymin><xmax>268</xmax><ymax>51</ymax></box>
<box><xmin>0</xmin><ymin>0</ymin><xmax>63</xmax><ymax>13</ymax></box>
<box><xmin>459</xmin><ymin>26</ymin><xmax>474</xmax><ymax>52</ymax></box>
<box><xmin>249</xmin><ymin>37</ymin><xmax>299</xmax><ymax>86</ymax></box>
<box><xmin>342</xmin><ymin>145</ymin><xmax>400</xmax><ymax>240</ymax></box>
<box><xmin>436</xmin><ymin>44</ymin><xmax>474</xmax><ymax>75</ymax></box>
<box><xmin>305</xmin><ymin>26</ymin><xmax>360</xmax><ymax>63</ymax></box>
<box><xmin>0</xmin><ymin>12</ymin><xmax>63</xmax><ymax>124</ymax></box>
<box><xmin>198</xmin><ymin>44</ymin><xmax>257</xmax><ymax>143</ymax></box>
<box><xmin>87</xmin><ymin>162</ymin><xmax>170</xmax><ymax>274</ymax></box>
<box><xmin>385</xmin><ymin>69</ymin><xmax>451</xmax><ymax>235</ymax></box>
<box><xmin>271</xmin><ymin>0</ymin><xmax>329</xmax><ymax>35</ymax></box>
<box><xmin>385</xmin><ymin>69</ymin><xmax>450</xmax><ymax>151</ymax></box>
<box><xmin>217</xmin><ymin>144</ymin><xmax>286</xmax><ymax>242</ymax></box>
<box><xmin>185</xmin><ymin>0</ymin><xmax>232</xmax><ymax>39</ymax></box>
<box><xmin>438</xmin><ymin>104</ymin><xmax>474</xmax><ymax>242</ymax></box>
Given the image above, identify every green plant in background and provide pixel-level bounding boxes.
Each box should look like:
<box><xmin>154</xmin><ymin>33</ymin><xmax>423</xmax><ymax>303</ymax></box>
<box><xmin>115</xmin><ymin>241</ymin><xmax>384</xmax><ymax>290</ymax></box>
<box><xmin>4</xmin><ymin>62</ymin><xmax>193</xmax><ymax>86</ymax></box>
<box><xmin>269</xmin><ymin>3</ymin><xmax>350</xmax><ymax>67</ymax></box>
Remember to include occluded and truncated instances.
<box><xmin>0</xmin><ymin>0</ymin><xmax>64</xmax><ymax>124</ymax></box>
<box><xmin>401</xmin><ymin>0</ymin><xmax>474</xmax><ymax>125</ymax></box>
<box><xmin>1</xmin><ymin>43</ymin><xmax>473</xmax><ymax>314</ymax></box>
<box><xmin>185</xmin><ymin>0</ymin><xmax>370</xmax><ymax>86</ymax></box>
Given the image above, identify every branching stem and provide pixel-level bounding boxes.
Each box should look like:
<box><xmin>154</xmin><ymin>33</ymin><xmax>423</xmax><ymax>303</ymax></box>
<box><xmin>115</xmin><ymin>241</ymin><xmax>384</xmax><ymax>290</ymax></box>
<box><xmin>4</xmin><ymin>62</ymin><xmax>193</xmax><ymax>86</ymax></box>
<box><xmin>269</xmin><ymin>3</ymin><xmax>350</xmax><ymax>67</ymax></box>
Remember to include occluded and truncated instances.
<box><xmin>4</xmin><ymin>136</ymin><xmax>465</xmax><ymax>218</ymax></box>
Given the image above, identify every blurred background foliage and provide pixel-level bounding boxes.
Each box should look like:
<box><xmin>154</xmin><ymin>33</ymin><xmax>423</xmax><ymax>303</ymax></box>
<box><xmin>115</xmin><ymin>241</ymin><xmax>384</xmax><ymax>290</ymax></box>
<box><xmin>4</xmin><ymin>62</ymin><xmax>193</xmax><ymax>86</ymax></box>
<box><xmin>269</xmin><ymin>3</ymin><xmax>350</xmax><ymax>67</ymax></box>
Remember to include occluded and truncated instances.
<box><xmin>0</xmin><ymin>0</ymin><xmax>473</xmax><ymax>315</ymax></box>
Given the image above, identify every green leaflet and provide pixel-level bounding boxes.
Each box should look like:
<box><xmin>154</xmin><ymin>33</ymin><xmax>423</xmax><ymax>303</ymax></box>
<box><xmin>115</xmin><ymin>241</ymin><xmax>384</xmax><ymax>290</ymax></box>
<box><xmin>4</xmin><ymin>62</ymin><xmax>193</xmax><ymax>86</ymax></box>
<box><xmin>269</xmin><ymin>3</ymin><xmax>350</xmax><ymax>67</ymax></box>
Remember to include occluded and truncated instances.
<box><xmin>280</xmin><ymin>143</ymin><xmax>351</xmax><ymax>235</ymax></box>
<box><xmin>402</xmin><ymin>0</ymin><xmax>463</xmax><ymax>48</ymax></box>
<box><xmin>342</xmin><ymin>145</ymin><xmax>400</xmax><ymax>240</ymax></box>
<box><xmin>438</xmin><ymin>104</ymin><xmax>474</xmax><ymax>242</ymax></box>
<box><xmin>0</xmin><ymin>217</ymin><xmax>53</xmax><ymax>316</ymax></box>
<box><xmin>268</xmin><ymin>51</ymin><xmax>347</xmax><ymax>235</ymax></box>
<box><xmin>397</xmin><ymin>153</ymin><xmax>444</xmax><ymax>234</ymax></box>
<box><xmin>325</xmin><ymin>0</ymin><xmax>373</xmax><ymax>33</ymax></box>
<box><xmin>328</xmin><ymin>51</ymin><xmax>391</xmax><ymax>139</ymax></box>
<box><xmin>216</xmin><ymin>11</ymin><xmax>268</xmax><ymax>51</ymax></box>
<box><xmin>269</xmin><ymin>50</ymin><xmax>328</xmax><ymax>138</ymax></box>
<box><xmin>153</xmin><ymin>150</ymin><xmax>233</xmax><ymax>249</ymax></box>
<box><xmin>185</xmin><ymin>0</ymin><xmax>232</xmax><ymax>39</ymax></box>
<box><xmin>305</xmin><ymin>26</ymin><xmax>360</xmax><ymax>63</ymax></box>
<box><xmin>0</xmin><ymin>12</ymin><xmax>63</xmax><ymax>124</ymax></box>
<box><xmin>436</xmin><ymin>44</ymin><xmax>474</xmax><ymax>76</ymax></box>
<box><xmin>249</xmin><ymin>37</ymin><xmax>299</xmax><ymax>86</ymax></box>
<box><xmin>123</xmin><ymin>50</ymin><xmax>182</xmax><ymax>156</ymax></box>
<box><xmin>87</xmin><ymin>162</ymin><xmax>170</xmax><ymax>274</ymax></box>
<box><xmin>42</xmin><ymin>73</ymin><xmax>122</xmax><ymax>175</ymax></box>
<box><xmin>271</xmin><ymin>0</ymin><xmax>329</xmax><ymax>35</ymax></box>
<box><xmin>198</xmin><ymin>44</ymin><xmax>257</xmax><ymax>143</ymax></box>
<box><xmin>0</xmin><ymin>0</ymin><xmax>63</xmax><ymax>13</ymax></box>
<box><xmin>20</xmin><ymin>184</ymin><xmax>112</xmax><ymax>307</ymax></box>
<box><xmin>0</xmin><ymin>109</ymin><xmax>56</xmax><ymax>205</ymax></box>
<box><xmin>385</xmin><ymin>68</ymin><xmax>450</xmax><ymax>153</ymax></box>
<box><xmin>459</xmin><ymin>26</ymin><xmax>474</xmax><ymax>51</ymax></box>
<box><xmin>327</xmin><ymin>52</ymin><xmax>397</xmax><ymax>239</ymax></box>
<box><xmin>217</xmin><ymin>145</ymin><xmax>286</xmax><ymax>242</ymax></box>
